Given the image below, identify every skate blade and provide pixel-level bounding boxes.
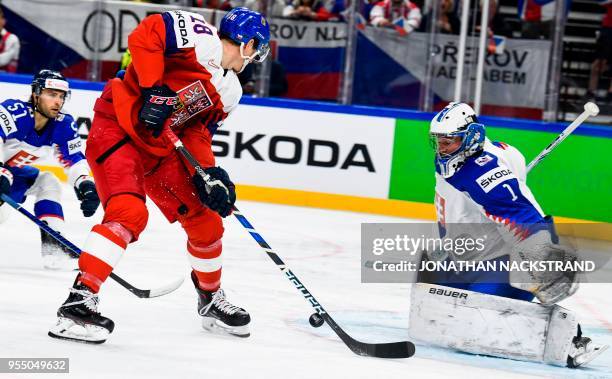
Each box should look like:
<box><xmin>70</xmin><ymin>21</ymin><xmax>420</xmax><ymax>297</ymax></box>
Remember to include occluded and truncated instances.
<box><xmin>574</xmin><ymin>344</ymin><xmax>609</xmax><ymax>367</ymax></box>
<box><xmin>48</xmin><ymin>317</ymin><xmax>110</xmax><ymax>344</ymax></box>
<box><xmin>201</xmin><ymin>316</ymin><xmax>250</xmax><ymax>338</ymax></box>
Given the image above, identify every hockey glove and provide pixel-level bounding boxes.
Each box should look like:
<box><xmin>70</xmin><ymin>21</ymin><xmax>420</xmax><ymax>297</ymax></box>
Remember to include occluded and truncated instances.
<box><xmin>0</xmin><ymin>164</ymin><xmax>13</xmax><ymax>197</ymax></box>
<box><xmin>192</xmin><ymin>167</ymin><xmax>236</xmax><ymax>218</ymax></box>
<box><xmin>509</xmin><ymin>230</ymin><xmax>579</xmax><ymax>305</ymax></box>
<box><xmin>138</xmin><ymin>85</ymin><xmax>177</xmax><ymax>138</ymax></box>
<box><xmin>74</xmin><ymin>177</ymin><xmax>100</xmax><ymax>217</ymax></box>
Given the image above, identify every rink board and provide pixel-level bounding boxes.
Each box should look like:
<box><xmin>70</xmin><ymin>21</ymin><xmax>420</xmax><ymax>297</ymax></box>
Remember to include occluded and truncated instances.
<box><xmin>0</xmin><ymin>73</ymin><xmax>610</xmax><ymax>239</ymax></box>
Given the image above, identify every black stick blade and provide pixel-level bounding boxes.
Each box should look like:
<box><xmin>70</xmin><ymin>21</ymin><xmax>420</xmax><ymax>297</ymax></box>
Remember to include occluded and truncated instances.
<box><xmin>322</xmin><ymin>312</ymin><xmax>416</xmax><ymax>358</ymax></box>
<box><xmin>366</xmin><ymin>341</ymin><xmax>416</xmax><ymax>358</ymax></box>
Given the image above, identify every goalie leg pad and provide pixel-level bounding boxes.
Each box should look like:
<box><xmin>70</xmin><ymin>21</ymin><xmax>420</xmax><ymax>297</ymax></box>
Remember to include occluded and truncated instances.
<box><xmin>409</xmin><ymin>283</ymin><xmax>578</xmax><ymax>366</ymax></box>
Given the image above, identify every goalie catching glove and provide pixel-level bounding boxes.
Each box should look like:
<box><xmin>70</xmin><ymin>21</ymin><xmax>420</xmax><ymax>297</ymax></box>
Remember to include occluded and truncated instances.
<box><xmin>192</xmin><ymin>166</ymin><xmax>236</xmax><ymax>218</ymax></box>
<box><xmin>510</xmin><ymin>230</ymin><xmax>580</xmax><ymax>305</ymax></box>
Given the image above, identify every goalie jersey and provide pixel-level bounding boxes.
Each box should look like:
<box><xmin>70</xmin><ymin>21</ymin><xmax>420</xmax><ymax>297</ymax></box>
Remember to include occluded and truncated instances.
<box><xmin>434</xmin><ymin>139</ymin><xmax>549</xmax><ymax>261</ymax></box>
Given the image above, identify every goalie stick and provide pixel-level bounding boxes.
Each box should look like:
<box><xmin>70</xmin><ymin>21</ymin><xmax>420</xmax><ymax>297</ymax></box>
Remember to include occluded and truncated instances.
<box><xmin>164</xmin><ymin>129</ymin><xmax>416</xmax><ymax>359</ymax></box>
<box><xmin>0</xmin><ymin>194</ymin><xmax>184</xmax><ymax>298</ymax></box>
<box><xmin>526</xmin><ymin>102</ymin><xmax>599</xmax><ymax>173</ymax></box>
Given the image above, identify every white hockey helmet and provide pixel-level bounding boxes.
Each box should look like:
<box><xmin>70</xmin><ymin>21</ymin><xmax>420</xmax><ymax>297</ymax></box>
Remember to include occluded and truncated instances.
<box><xmin>430</xmin><ymin>102</ymin><xmax>485</xmax><ymax>178</ymax></box>
<box><xmin>430</xmin><ymin>102</ymin><xmax>478</xmax><ymax>135</ymax></box>
<box><xmin>32</xmin><ymin>69</ymin><xmax>71</xmax><ymax>100</ymax></box>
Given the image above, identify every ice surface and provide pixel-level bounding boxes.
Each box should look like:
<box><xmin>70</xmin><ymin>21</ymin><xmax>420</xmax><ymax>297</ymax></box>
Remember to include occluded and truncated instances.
<box><xmin>1</xmin><ymin>185</ymin><xmax>610</xmax><ymax>378</ymax></box>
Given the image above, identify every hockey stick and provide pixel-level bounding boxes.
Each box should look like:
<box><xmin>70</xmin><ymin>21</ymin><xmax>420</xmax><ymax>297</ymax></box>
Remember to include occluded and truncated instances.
<box><xmin>164</xmin><ymin>129</ymin><xmax>415</xmax><ymax>359</ymax></box>
<box><xmin>0</xmin><ymin>194</ymin><xmax>184</xmax><ymax>298</ymax></box>
<box><xmin>526</xmin><ymin>102</ymin><xmax>599</xmax><ymax>173</ymax></box>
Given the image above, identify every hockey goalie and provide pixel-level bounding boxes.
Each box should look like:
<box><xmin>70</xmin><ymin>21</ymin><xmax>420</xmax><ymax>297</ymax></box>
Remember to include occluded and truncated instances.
<box><xmin>408</xmin><ymin>102</ymin><xmax>608</xmax><ymax>368</ymax></box>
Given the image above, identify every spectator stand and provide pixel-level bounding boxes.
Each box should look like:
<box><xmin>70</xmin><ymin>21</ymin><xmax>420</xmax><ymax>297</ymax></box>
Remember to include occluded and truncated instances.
<box><xmin>498</xmin><ymin>0</ymin><xmax>611</xmax><ymax>124</ymax></box>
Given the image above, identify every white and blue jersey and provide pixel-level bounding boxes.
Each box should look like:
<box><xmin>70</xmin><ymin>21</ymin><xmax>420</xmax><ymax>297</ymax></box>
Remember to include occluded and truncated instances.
<box><xmin>435</xmin><ymin>139</ymin><xmax>548</xmax><ymax>253</ymax></box>
<box><xmin>0</xmin><ymin>99</ymin><xmax>90</xmax><ymax>218</ymax></box>
<box><xmin>433</xmin><ymin>139</ymin><xmax>550</xmax><ymax>301</ymax></box>
<box><xmin>0</xmin><ymin>99</ymin><xmax>86</xmax><ymax>170</ymax></box>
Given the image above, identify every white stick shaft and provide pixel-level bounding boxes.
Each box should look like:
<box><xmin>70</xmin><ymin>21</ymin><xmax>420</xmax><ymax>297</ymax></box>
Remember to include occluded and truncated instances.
<box><xmin>454</xmin><ymin>0</ymin><xmax>471</xmax><ymax>101</ymax></box>
<box><xmin>474</xmin><ymin>0</ymin><xmax>490</xmax><ymax>114</ymax></box>
<box><xmin>526</xmin><ymin>110</ymin><xmax>591</xmax><ymax>173</ymax></box>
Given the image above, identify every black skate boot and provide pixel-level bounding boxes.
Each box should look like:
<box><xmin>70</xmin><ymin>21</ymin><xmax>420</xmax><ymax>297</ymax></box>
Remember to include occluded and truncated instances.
<box><xmin>191</xmin><ymin>272</ymin><xmax>250</xmax><ymax>337</ymax></box>
<box><xmin>40</xmin><ymin>227</ymin><xmax>79</xmax><ymax>270</ymax></box>
<box><xmin>48</xmin><ymin>278</ymin><xmax>114</xmax><ymax>344</ymax></box>
<box><xmin>567</xmin><ymin>325</ymin><xmax>609</xmax><ymax>368</ymax></box>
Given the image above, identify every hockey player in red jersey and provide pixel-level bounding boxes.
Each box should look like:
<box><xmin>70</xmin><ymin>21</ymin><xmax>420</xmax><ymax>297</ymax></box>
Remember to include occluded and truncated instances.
<box><xmin>48</xmin><ymin>8</ymin><xmax>270</xmax><ymax>343</ymax></box>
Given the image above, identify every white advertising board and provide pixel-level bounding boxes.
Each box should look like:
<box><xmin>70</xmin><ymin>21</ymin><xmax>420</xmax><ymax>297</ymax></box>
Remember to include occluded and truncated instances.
<box><xmin>218</xmin><ymin>105</ymin><xmax>395</xmax><ymax>198</ymax></box>
<box><xmin>0</xmin><ymin>79</ymin><xmax>395</xmax><ymax>199</ymax></box>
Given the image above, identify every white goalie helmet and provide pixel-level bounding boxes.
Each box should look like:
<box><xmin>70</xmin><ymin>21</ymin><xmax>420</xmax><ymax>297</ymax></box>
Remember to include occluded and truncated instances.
<box><xmin>430</xmin><ymin>102</ymin><xmax>478</xmax><ymax>134</ymax></box>
<box><xmin>430</xmin><ymin>102</ymin><xmax>486</xmax><ymax>178</ymax></box>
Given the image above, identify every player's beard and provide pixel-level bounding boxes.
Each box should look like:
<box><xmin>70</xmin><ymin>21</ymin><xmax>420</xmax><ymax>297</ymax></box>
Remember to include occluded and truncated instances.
<box><xmin>36</xmin><ymin>100</ymin><xmax>61</xmax><ymax>119</ymax></box>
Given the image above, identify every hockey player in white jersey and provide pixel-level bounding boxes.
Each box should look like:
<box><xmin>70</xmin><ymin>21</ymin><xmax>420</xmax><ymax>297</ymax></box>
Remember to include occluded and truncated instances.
<box><xmin>408</xmin><ymin>102</ymin><xmax>607</xmax><ymax>368</ymax></box>
<box><xmin>0</xmin><ymin>70</ymin><xmax>100</xmax><ymax>269</ymax></box>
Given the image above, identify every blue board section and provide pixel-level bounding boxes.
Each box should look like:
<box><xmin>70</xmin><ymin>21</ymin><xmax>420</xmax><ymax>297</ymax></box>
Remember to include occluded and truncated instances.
<box><xmin>279</xmin><ymin>47</ymin><xmax>344</xmax><ymax>73</ymax></box>
<box><xmin>0</xmin><ymin>72</ymin><xmax>609</xmax><ymax>139</ymax></box>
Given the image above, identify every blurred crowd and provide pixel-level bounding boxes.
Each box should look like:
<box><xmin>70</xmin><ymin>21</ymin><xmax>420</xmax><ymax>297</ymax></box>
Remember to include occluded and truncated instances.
<box><xmin>0</xmin><ymin>7</ymin><xmax>19</xmax><ymax>73</ymax></box>
<box><xmin>118</xmin><ymin>0</ymin><xmax>612</xmax><ymax>105</ymax></box>
<box><xmin>117</xmin><ymin>0</ymin><xmax>569</xmax><ymax>39</ymax></box>
<box><xmin>0</xmin><ymin>0</ymin><xmax>610</xmax><ymax>106</ymax></box>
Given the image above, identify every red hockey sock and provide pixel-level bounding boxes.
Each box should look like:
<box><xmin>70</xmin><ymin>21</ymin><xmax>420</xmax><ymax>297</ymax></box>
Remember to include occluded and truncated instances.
<box><xmin>78</xmin><ymin>224</ymin><xmax>128</xmax><ymax>292</ymax></box>
<box><xmin>187</xmin><ymin>239</ymin><xmax>222</xmax><ymax>292</ymax></box>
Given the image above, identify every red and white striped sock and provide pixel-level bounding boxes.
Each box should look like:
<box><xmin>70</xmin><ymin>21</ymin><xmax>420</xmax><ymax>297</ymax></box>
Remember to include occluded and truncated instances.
<box><xmin>187</xmin><ymin>239</ymin><xmax>222</xmax><ymax>292</ymax></box>
<box><xmin>78</xmin><ymin>224</ymin><xmax>128</xmax><ymax>293</ymax></box>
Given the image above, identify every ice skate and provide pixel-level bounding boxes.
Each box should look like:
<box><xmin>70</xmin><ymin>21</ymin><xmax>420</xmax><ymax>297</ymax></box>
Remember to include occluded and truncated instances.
<box><xmin>40</xmin><ymin>228</ymin><xmax>79</xmax><ymax>271</ymax></box>
<box><xmin>192</xmin><ymin>273</ymin><xmax>250</xmax><ymax>338</ymax></box>
<box><xmin>48</xmin><ymin>282</ymin><xmax>114</xmax><ymax>344</ymax></box>
<box><xmin>567</xmin><ymin>336</ymin><xmax>609</xmax><ymax>368</ymax></box>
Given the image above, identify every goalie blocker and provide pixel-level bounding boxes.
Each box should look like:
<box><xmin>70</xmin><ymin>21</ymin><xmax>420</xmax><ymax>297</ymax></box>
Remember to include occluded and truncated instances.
<box><xmin>409</xmin><ymin>283</ymin><xmax>608</xmax><ymax>367</ymax></box>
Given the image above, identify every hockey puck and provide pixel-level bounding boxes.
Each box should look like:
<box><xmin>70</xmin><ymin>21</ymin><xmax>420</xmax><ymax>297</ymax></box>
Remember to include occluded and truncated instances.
<box><xmin>309</xmin><ymin>313</ymin><xmax>324</xmax><ymax>328</ymax></box>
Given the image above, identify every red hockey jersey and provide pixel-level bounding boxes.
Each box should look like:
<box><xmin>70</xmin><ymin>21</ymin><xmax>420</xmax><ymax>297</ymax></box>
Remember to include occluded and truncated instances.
<box><xmin>104</xmin><ymin>10</ymin><xmax>242</xmax><ymax>158</ymax></box>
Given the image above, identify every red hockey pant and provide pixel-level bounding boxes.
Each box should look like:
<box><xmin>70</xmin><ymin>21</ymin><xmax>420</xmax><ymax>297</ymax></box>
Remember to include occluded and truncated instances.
<box><xmin>77</xmin><ymin>111</ymin><xmax>223</xmax><ymax>293</ymax></box>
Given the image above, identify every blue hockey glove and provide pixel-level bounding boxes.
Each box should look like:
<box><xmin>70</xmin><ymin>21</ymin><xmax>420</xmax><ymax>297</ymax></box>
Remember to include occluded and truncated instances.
<box><xmin>74</xmin><ymin>178</ymin><xmax>100</xmax><ymax>217</ymax></box>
